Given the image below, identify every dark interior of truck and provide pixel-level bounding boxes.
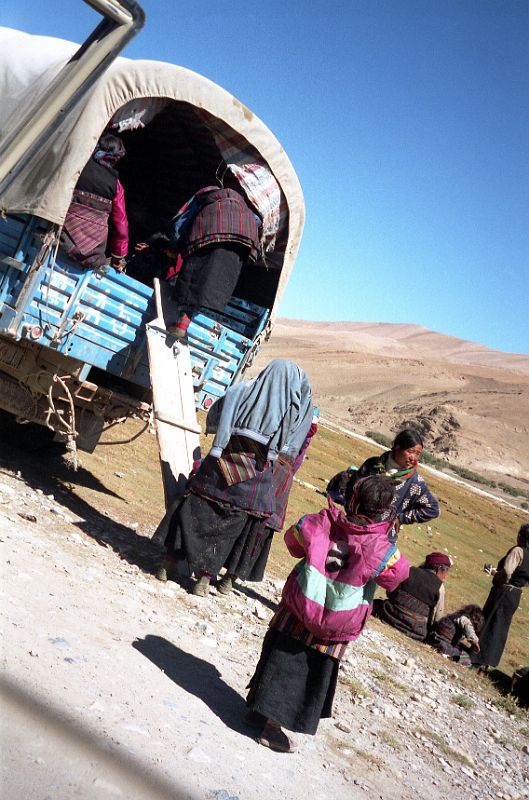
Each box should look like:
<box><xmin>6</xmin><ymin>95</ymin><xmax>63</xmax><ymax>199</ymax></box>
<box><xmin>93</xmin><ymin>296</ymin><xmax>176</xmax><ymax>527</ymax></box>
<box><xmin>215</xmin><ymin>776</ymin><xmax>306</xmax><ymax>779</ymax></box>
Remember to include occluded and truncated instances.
<box><xmin>113</xmin><ymin>100</ymin><xmax>286</xmax><ymax>311</ymax></box>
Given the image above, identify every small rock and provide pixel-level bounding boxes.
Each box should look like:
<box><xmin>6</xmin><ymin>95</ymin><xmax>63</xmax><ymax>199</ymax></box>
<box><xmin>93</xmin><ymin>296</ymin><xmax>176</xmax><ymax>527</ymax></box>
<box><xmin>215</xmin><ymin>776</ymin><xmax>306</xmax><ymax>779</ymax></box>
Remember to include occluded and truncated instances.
<box><xmin>18</xmin><ymin>512</ymin><xmax>37</xmax><ymax>523</ymax></box>
<box><xmin>187</xmin><ymin>746</ymin><xmax>211</xmax><ymax>764</ymax></box>
<box><xmin>114</xmin><ymin>471</ymin><xmax>125</xmax><ymax>478</ymax></box>
<box><xmin>92</xmin><ymin>777</ymin><xmax>123</xmax><ymax>796</ymax></box>
<box><xmin>194</xmin><ymin>621</ymin><xmax>215</xmax><ymax>637</ymax></box>
<box><xmin>209</xmin><ymin>791</ymin><xmax>241</xmax><ymax>800</ymax></box>
<box><xmin>335</xmin><ymin>721</ymin><xmax>352</xmax><ymax>734</ymax></box>
<box><xmin>253</xmin><ymin>601</ymin><xmax>269</xmax><ymax>620</ymax></box>
<box><xmin>522</xmin><ymin>744</ymin><xmax>529</xmax><ymax>755</ymax></box>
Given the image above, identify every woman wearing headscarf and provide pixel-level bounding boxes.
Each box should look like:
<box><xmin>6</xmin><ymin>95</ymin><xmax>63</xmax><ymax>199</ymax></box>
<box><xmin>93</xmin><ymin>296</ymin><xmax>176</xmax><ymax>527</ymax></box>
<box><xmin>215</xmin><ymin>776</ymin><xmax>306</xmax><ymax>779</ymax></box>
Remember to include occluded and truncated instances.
<box><xmin>60</xmin><ymin>133</ymin><xmax>129</xmax><ymax>269</ymax></box>
<box><xmin>168</xmin><ymin>163</ymin><xmax>281</xmax><ymax>338</ymax></box>
<box><xmin>376</xmin><ymin>551</ymin><xmax>453</xmax><ymax>641</ymax></box>
<box><xmin>162</xmin><ymin>359</ymin><xmax>313</xmax><ymax>596</ymax></box>
<box><xmin>216</xmin><ymin>409</ymin><xmax>319</xmax><ymax>595</ymax></box>
<box><xmin>473</xmin><ymin>524</ymin><xmax>529</xmax><ymax>671</ymax></box>
<box><xmin>352</xmin><ymin>429</ymin><xmax>439</xmax><ymax>526</ymax></box>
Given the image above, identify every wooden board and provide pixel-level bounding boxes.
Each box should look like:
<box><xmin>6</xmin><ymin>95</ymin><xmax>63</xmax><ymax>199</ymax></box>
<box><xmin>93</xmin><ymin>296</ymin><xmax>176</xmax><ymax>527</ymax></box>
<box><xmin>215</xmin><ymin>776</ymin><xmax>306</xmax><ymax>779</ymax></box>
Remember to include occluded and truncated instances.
<box><xmin>146</xmin><ymin>279</ymin><xmax>201</xmax><ymax>514</ymax></box>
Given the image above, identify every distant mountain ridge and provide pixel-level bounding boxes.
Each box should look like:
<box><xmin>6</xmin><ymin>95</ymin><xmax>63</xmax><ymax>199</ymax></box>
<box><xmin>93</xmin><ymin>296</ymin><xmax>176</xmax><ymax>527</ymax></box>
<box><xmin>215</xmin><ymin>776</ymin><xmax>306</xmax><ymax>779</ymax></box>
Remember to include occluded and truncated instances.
<box><xmin>276</xmin><ymin>319</ymin><xmax>529</xmax><ymax>374</ymax></box>
<box><xmin>252</xmin><ymin>319</ymin><xmax>529</xmax><ymax>491</ymax></box>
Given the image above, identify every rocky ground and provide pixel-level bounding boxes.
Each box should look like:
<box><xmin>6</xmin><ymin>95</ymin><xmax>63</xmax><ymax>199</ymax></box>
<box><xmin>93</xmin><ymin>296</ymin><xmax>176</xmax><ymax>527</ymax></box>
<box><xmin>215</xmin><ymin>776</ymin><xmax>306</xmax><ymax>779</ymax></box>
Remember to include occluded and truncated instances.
<box><xmin>1</xmin><ymin>466</ymin><xmax>528</xmax><ymax>800</ymax></box>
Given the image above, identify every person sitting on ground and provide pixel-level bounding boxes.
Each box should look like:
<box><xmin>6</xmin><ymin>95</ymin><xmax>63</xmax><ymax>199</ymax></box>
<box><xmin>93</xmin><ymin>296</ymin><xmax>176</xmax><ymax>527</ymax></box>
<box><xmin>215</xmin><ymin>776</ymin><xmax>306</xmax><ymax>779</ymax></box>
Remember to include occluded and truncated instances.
<box><xmin>245</xmin><ymin>475</ymin><xmax>410</xmax><ymax>753</ymax></box>
<box><xmin>352</xmin><ymin>429</ymin><xmax>439</xmax><ymax>526</ymax></box>
<box><xmin>60</xmin><ymin>133</ymin><xmax>129</xmax><ymax>270</ymax></box>
<box><xmin>326</xmin><ymin>464</ymin><xmax>357</xmax><ymax>506</ymax></box>
<box><xmin>472</xmin><ymin>523</ymin><xmax>529</xmax><ymax>672</ymax></box>
<box><xmin>168</xmin><ymin>163</ymin><xmax>280</xmax><ymax>338</ymax></box>
<box><xmin>510</xmin><ymin>666</ymin><xmax>529</xmax><ymax>708</ymax></box>
<box><xmin>427</xmin><ymin>604</ymin><xmax>484</xmax><ymax>665</ymax></box>
<box><xmin>375</xmin><ymin>551</ymin><xmax>453</xmax><ymax>641</ymax></box>
<box><xmin>160</xmin><ymin>359</ymin><xmax>313</xmax><ymax>597</ymax></box>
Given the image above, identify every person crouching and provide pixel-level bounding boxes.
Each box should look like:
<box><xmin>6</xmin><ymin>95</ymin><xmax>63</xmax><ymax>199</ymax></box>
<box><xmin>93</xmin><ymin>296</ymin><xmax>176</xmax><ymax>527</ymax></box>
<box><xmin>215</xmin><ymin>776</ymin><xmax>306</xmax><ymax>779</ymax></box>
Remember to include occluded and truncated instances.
<box><xmin>245</xmin><ymin>475</ymin><xmax>410</xmax><ymax>753</ymax></box>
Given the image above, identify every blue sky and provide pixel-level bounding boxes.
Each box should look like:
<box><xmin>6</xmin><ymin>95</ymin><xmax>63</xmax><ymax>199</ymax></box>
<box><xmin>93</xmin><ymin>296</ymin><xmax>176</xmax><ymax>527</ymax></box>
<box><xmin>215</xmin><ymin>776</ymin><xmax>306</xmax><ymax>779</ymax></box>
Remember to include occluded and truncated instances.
<box><xmin>2</xmin><ymin>0</ymin><xmax>528</xmax><ymax>353</ymax></box>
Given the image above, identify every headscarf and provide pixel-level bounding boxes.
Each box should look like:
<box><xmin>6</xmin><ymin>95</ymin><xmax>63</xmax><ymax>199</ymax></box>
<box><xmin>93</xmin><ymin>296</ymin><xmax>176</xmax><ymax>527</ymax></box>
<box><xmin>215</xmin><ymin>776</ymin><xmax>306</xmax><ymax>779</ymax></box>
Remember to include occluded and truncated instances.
<box><xmin>226</xmin><ymin>163</ymin><xmax>281</xmax><ymax>253</ymax></box>
<box><xmin>206</xmin><ymin>359</ymin><xmax>313</xmax><ymax>463</ymax></box>
<box><xmin>93</xmin><ymin>133</ymin><xmax>126</xmax><ymax>168</ymax></box>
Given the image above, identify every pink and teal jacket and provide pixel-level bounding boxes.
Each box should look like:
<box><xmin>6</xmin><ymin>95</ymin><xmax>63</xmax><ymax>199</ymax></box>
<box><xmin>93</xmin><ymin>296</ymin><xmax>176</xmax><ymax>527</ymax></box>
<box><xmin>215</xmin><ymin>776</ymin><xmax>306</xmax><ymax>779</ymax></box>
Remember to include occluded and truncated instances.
<box><xmin>280</xmin><ymin>502</ymin><xmax>410</xmax><ymax>642</ymax></box>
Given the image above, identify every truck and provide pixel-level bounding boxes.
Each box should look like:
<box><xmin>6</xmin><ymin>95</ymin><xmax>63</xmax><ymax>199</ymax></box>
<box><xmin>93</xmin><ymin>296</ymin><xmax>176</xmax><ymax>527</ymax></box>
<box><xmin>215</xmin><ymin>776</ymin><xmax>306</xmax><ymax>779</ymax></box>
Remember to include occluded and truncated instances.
<box><xmin>0</xmin><ymin>1</ymin><xmax>305</xmax><ymax>500</ymax></box>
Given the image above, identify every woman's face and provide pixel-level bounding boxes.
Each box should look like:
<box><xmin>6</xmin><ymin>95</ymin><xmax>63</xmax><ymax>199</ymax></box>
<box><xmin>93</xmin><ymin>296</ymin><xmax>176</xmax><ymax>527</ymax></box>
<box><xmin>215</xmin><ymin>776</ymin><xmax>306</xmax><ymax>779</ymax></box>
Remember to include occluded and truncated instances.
<box><xmin>393</xmin><ymin>444</ymin><xmax>423</xmax><ymax>469</ymax></box>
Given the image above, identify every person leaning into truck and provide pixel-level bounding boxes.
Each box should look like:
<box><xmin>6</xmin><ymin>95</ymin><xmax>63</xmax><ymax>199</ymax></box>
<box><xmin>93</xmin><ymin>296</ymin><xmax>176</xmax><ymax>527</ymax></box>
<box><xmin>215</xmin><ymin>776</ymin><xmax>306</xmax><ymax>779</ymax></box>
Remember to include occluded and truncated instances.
<box><xmin>168</xmin><ymin>163</ymin><xmax>280</xmax><ymax>338</ymax></box>
<box><xmin>60</xmin><ymin>133</ymin><xmax>129</xmax><ymax>270</ymax></box>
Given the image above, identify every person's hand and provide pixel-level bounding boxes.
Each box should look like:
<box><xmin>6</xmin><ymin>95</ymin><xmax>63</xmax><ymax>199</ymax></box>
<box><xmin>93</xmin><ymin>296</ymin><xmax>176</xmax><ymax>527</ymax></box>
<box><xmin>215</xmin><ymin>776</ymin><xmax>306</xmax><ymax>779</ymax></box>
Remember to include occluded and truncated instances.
<box><xmin>134</xmin><ymin>241</ymin><xmax>149</xmax><ymax>252</ymax></box>
<box><xmin>483</xmin><ymin>563</ymin><xmax>496</xmax><ymax>575</ymax></box>
<box><xmin>111</xmin><ymin>256</ymin><xmax>127</xmax><ymax>272</ymax></box>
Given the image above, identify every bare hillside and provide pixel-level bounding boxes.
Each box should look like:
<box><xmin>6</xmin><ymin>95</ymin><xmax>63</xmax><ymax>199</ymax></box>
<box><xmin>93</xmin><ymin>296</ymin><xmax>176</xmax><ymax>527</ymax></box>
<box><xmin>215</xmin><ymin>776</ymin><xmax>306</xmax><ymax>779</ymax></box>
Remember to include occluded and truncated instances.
<box><xmin>254</xmin><ymin>320</ymin><xmax>529</xmax><ymax>489</ymax></box>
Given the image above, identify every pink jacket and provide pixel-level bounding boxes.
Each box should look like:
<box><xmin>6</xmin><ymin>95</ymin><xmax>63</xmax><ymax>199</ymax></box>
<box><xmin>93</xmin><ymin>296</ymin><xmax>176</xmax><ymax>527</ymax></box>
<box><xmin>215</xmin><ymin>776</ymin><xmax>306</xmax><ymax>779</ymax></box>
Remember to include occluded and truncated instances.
<box><xmin>108</xmin><ymin>179</ymin><xmax>129</xmax><ymax>258</ymax></box>
<box><xmin>280</xmin><ymin>502</ymin><xmax>410</xmax><ymax>642</ymax></box>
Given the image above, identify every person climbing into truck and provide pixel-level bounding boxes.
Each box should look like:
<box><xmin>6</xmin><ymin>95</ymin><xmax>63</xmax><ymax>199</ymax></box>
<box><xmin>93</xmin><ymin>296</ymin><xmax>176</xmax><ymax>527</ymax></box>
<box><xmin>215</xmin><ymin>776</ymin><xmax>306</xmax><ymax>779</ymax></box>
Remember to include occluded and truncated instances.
<box><xmin>168</xmin><ymin>163</ymin><xmax>280</xmax><ymax>338</ymax></box>
<box><xmin>60</xmin><ymin>133</ymin><xmax>129</xmax><ymax>270</ymax></box>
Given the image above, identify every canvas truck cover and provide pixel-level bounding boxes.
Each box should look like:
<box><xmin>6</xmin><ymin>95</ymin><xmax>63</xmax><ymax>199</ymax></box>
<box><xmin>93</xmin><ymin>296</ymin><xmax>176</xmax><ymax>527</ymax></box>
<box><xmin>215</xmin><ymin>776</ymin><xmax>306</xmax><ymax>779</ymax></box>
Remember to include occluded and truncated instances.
<box><xmin>0</xmin><ymin>27</ymin><xmax>305</xmax><ymax>319</ymax></box>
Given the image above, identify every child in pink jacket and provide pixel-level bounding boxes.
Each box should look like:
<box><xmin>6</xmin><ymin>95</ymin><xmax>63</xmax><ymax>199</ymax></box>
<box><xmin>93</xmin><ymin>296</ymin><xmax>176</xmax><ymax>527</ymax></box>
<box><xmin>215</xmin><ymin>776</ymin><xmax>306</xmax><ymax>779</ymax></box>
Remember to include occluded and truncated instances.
<box><xmin>246</xmin><ymin>475</ymin><xmax>409</xmax><ymax>753</ymax></box>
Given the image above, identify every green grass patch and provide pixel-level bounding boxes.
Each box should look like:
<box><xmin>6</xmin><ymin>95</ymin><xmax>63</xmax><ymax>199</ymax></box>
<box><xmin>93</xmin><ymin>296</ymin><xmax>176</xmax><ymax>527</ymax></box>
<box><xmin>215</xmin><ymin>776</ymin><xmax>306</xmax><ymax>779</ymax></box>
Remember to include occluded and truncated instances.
<box><xmin>490</xmin><ymin>694</ymin><xmax>527</xmax><ymax>719</ymax></box>
<box><xmin>450</xmin><ymin>693</ymin><xmax>475</xmax><ymax>710</ymax></box>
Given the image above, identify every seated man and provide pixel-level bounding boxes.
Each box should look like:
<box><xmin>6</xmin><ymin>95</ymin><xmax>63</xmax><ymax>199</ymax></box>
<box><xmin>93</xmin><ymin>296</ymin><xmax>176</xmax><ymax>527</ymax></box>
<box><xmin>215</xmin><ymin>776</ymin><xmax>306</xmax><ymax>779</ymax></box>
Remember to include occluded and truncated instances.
<box><xmin>375</xmin><ymin>551</ymin><xmax>452</xmax><ymax>641</ymax></box>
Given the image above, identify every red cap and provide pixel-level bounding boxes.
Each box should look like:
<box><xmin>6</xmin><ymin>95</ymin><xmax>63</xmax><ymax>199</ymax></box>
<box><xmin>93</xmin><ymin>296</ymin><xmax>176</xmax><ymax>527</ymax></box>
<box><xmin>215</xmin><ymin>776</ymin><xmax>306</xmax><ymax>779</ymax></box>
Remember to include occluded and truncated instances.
<box><xmin>425</xmin><ymin>551</ymin><xmax>453</xmax><ymax>568</ymax></box>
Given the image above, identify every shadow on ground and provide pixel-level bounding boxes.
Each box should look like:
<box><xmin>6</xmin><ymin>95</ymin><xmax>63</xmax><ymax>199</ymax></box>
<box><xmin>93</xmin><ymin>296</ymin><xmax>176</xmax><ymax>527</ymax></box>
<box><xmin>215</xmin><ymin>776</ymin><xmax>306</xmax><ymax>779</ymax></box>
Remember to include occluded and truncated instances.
<box><xmin>133</xmin><ymin>635</ymin><xmax>255</xmax><ymax>738</ymax></box>
<box><xmin>0</xmin><ymin>430</ymin><xmax>164</xmax><ymax>578</ymax></box>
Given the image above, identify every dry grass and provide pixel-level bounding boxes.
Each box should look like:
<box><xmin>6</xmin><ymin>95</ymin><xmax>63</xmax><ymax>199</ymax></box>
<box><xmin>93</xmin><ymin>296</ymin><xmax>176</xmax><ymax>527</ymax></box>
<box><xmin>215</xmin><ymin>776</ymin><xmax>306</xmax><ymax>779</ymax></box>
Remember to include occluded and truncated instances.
<box><xmin>371</xmin><ymin>670</ymin><xmax>409</xmax><ymax>696</ymax></box>
<box><xmin>378</xmin><ymin>730</ymin><xmax>402</xmax><ymax>751</ymax></box>
<box><xmin>72</xmin><ymin>418</ymin><xmax>528</xmax><ymax>674</ymax></box>
<box><xmin>418</xmin><ymin>728</ymin><xmax>474</xmax><ymax>766</ymax></box>
<box><xmin>338</xmin><ymin>674</ymin><xmax>372</xmax><ymax>698</ymax></box>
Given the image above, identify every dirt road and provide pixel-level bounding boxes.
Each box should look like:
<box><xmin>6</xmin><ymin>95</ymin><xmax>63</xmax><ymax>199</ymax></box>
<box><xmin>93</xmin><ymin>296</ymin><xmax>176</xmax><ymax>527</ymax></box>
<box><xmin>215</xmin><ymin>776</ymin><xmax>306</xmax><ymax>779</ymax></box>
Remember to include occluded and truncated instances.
<box><xmin>1</xmin><ymin>464</ymin><xmax>527</xmax><ymax>800</ymax></box>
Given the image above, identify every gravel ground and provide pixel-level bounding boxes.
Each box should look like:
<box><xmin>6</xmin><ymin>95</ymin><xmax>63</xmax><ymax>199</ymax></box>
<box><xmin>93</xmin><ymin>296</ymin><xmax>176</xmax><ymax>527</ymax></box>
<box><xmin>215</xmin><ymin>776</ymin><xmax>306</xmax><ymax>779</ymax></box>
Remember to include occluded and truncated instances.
<box><xmin>1</xmin><ymin>468</ymin><xmax>528</xmax><ymax>800</ymax></box>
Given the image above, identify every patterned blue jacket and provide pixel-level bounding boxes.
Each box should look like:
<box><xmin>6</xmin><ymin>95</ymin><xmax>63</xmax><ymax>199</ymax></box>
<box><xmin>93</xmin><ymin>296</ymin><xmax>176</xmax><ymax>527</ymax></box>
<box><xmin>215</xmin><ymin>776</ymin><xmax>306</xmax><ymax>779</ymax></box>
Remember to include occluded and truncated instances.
<box><xmin>354</xmin><ymin>452</ymin><xmax>440</xmax><ymax>525</ymax></box>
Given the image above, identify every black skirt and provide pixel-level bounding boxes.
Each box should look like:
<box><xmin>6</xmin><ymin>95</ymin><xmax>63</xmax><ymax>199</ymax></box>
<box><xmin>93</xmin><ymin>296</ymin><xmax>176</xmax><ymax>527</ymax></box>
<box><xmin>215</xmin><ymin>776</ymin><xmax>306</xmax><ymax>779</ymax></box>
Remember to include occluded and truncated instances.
<box><xmin>174</xmin><ymin>242</ymin><xmax>246</xmax><ymax>313</ymax></box>
<box><xmin>478</xmin><ymin>584</ymin><xmax>522</xmax><ymax>667</ymax></box>
<box><xmin>165</xmin><ymin>492</ymin><xmax>272</xmax><ymax>581</ymax></box>
<box><xmin>246</xmin><ymin>627</ymin><xmax>339</xmax><ymax>735</ymax></box>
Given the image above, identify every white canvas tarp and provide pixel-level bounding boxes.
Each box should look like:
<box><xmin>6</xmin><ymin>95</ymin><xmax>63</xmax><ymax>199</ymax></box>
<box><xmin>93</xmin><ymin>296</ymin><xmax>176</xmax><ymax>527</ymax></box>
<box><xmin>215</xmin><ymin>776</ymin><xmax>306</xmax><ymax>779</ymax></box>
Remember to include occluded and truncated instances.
<box><xmin>0</xmin><ymin>27</ymin><xmax>304</xmax><ymax>315</ymax></box>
